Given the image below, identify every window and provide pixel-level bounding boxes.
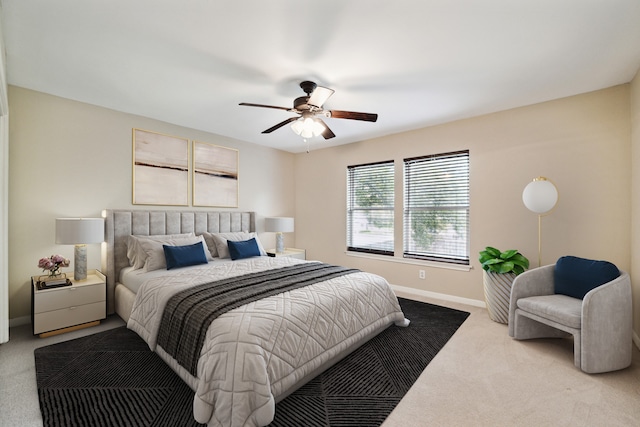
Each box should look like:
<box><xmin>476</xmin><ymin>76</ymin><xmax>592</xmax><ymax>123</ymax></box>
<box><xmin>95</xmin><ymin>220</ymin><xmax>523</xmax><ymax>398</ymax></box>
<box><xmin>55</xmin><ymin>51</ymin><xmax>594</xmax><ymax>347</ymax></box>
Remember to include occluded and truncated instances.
<box><xmin>347</xmin><ymin>161</ymin><xmax>394</xmax><ymax>255</ymax></box>
<box><xmin>404</xmin><ymin>150</ymin><xmax>469</xmax><ymax>264</ymax></box>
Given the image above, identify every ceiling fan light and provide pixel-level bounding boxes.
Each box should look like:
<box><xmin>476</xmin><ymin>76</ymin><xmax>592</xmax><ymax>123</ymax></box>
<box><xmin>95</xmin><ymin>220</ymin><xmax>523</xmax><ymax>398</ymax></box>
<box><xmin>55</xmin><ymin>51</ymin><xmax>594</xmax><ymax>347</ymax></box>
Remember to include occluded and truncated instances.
<box><xmin>302</xmin><ymin>117</ymin><xmax>315</xmax><ymax>128</ymax></box>
<box><xmin>311</xmin><ymin>119</ymin><xmax>325</xmax><ymax>137</ymax></box>
<box><xmin>301</xmin><ymin>118</ymin><xmax>315</xmax><ymax>138</ymax></box>
<box><xmin>291</xmin><ymin>118</ymin><xmax>305</xmax><ymax>135</ymax></box>
<box><xmin>292</xmin><ymin>117</ymin><xmax>323</xmax><ymax>139</ymax></box>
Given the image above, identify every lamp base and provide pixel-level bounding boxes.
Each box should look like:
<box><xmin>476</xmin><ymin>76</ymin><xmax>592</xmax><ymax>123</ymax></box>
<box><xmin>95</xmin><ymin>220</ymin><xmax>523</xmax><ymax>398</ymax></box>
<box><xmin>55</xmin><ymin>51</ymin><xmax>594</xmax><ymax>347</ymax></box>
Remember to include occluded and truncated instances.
<box><xmin>275</xmin><ymin>233</ymin><xmax>284</xmax><ymax>254</ymax></box>
<box><xmin>74</xmin><ymin>244</ymin><xmax>88</xmax><ymax>281</ymax></box>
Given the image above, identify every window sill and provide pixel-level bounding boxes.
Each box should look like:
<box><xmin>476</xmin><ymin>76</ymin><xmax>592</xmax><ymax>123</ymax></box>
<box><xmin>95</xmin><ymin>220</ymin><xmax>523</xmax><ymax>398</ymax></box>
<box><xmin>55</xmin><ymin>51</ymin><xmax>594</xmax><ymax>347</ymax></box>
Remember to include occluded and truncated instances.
<box><xmin>344</xmin><ymin>251</ymin><xmax>472</xmax><ymax>272</ymax></box>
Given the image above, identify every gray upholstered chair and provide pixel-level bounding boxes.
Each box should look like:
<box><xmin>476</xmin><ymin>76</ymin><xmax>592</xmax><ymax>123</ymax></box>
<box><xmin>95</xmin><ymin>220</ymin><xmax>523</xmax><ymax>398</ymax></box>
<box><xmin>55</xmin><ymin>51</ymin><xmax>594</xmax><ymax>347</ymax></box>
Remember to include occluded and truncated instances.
<box><xmin>508</xmin><ymin>257</ymin><xmax>632</xmax><ymax>374</ymax></box>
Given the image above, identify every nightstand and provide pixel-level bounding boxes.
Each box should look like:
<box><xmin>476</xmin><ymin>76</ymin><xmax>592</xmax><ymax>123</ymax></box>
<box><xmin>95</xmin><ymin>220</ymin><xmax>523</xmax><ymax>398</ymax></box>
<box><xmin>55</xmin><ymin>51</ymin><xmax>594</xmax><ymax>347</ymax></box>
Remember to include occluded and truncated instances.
<box><xmin>266</xmin><ymin>248</ymin><xmax>306</xmax><ymax>260</ymax></box>
<box><xmin>31</xmin><ymin>270</ymin><xmax>106</xmax><ymax>337</ymax></box>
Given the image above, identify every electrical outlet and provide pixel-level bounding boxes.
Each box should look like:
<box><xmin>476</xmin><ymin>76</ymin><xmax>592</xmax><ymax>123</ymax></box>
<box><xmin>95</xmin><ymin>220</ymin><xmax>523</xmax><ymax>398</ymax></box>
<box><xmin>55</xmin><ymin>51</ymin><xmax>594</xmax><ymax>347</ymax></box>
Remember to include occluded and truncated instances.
<box><xmin>419</xmin><ymin>270</ymin><xmax>425</xmax><ymax>279</ymax></box>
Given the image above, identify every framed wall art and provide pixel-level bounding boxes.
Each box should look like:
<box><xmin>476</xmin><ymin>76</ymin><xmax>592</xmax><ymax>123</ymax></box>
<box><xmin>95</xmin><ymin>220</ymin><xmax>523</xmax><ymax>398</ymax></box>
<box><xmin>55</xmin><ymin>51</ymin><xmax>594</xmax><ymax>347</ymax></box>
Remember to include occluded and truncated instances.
<box><xmin>132</xmin><ymin>129</ymin><xmax>189</xmax><ymax>206</ymax></box>
<box><xmin>192</xmin><ymin>141</ymin><xmax>239</xmax><ymax>207</ymax></box>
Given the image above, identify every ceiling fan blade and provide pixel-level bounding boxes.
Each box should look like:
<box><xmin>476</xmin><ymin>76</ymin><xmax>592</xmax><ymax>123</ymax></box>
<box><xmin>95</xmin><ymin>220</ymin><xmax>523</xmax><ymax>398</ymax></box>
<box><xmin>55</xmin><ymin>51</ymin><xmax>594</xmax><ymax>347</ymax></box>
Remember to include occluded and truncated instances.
<box><xmin>308</xmin><ymin>86</ymin><xmax>335</xmax><ymax>108</ymax></box>
<box><xmin>262</xmin><ymin>117</ymin><xmax>299</xmax><ymax>134</ymax></box>
<box><xmin>239</xmin><ymin>102</ymin><xmax>291</xmax><ymax>111</ymax></box>
<box><xmin>317</xmin><ymin>119</ymin><xmax>335</xmax><ymax>139</ymax></box>
<box><xmin>328</xmin><ymin>110</ymin><xmax>378</xmax><ymax>122</ymax></box>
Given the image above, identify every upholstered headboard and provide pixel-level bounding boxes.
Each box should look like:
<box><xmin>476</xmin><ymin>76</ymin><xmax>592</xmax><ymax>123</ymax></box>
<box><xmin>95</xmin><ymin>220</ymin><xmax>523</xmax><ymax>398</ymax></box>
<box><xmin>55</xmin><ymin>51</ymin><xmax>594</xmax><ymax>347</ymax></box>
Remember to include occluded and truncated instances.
<box><xmin>102</xmin><ymin>209</ymin><xmax>256</xmax><ymax>314</ymax></box>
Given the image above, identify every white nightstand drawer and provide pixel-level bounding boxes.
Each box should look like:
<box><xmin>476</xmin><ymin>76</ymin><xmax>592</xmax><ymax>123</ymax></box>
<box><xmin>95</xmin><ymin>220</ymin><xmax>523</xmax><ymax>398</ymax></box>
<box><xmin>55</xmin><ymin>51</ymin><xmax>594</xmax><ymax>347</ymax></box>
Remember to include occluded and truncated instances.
<box><xmin>34</xmin><ymin>283</ymin><xmax>105</xmax><ymax>314</ymax></box>
<box><xmin>33</xmin><ymin>301</ymin><xmax>106</xmax><ymax>334</ymax></box>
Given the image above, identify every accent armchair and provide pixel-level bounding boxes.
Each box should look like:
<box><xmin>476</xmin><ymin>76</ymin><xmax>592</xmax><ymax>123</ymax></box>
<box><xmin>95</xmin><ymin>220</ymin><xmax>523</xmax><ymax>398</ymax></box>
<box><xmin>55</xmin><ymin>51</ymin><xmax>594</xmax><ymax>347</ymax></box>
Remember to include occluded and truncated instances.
<box><xmin>508</xmin><ymin>257</ymin><xmax>632</xmax><ymax>374</ymax></box>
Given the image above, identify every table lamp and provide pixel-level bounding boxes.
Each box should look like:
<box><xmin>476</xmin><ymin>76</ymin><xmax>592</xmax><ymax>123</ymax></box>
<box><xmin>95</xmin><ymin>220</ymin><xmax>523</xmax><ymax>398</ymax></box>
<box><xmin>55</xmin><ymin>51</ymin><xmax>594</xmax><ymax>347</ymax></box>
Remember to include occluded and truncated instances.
<box><xmin>264</xmin><ymin>217</ymin><xmax>294</xmax><ymax>254</ymax></box>
<box><xmin>55</xmin><ymin>218</ymin><xmax>105</xmax><ymax>280</ymax></box>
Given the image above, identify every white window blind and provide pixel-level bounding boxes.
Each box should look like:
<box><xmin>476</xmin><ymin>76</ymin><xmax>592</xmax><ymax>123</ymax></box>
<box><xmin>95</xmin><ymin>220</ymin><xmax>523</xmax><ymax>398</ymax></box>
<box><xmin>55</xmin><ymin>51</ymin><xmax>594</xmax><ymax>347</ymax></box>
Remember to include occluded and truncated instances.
<box><xmin>347</xmin><ymin>161</ymin><xmax>394</xmax><ymax>255</ymax></box>
<box><xmin>404</xmin><ymin>150</ymin><xmax>469</xmax><ymax>264</ymax></box>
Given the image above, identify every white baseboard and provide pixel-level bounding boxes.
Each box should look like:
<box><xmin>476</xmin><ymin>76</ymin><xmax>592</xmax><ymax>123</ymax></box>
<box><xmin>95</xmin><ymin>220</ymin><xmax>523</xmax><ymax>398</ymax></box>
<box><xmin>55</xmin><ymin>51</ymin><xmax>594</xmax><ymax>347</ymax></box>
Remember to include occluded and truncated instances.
<box><xmin>391</xmin><ymin>284</ymin><xmax>486</xmax><ymax>308</ymax></box>
<box><xmin>12</xmin><ymin>287</ymin><xmax>637</xmax><ymax>351</ymax></box>
<box><xmin>9</xmin><ymin>315</ymin><xmax>30</xmax><ymax>328</ymax></box>
<box><xmin>391</xmin><ymin>284</ymin><xmax>640</xmax><ymax>352</ymax></box>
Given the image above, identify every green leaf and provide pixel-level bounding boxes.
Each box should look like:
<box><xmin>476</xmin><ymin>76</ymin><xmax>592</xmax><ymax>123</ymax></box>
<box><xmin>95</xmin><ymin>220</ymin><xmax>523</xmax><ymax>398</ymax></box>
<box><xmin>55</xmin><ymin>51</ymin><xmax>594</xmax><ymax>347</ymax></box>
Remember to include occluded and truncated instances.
<box><xmin>497</xmin><ymin>261</ymin><xmax>515</xmax><ymax>274</ymax></box>
<box><xmin>512</xmin><ymin>265</ymin><xmax>525</xmax><ymax>275</ymax></box>
<box><xmin>500</xmin><ymin>249</ymin><xmax>518</xmax><ymax>260</ymax></box>
<box><xmin>484</xmin><ymin>247</ymin><xmax>501</xmax><ymax>258</ymax></box>
<box><xmin>478</xmin><ymin>253</ymin><xmax>494</xmax><ymax>264</ymax></box>
<box><xmin>482</xmin><ymin>259</ymin><xmax>504</xmax><ymax>273</ymax></box>
<box><xmin>510</xmin><ymin>253</ymin><xmax>530</xmax><ymax>270</ymax></box>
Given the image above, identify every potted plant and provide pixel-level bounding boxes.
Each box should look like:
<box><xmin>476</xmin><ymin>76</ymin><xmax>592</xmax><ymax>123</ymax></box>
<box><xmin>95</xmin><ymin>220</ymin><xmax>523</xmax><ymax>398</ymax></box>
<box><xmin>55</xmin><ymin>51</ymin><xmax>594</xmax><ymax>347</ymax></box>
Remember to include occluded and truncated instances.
<box><xmin>479</xmin><ymin>247</ymin><xmax>529</xmax><ymax>324</ymax></box>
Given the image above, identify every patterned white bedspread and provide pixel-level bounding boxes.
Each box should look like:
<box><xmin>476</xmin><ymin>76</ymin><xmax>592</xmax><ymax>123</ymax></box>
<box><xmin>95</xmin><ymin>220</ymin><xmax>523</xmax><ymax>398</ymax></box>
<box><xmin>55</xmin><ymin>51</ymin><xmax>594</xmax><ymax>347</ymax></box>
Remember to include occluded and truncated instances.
<box><xmin>127</xmin><ymin>256</ymin><xmax>406</xmax><ymax>427</ymax></box>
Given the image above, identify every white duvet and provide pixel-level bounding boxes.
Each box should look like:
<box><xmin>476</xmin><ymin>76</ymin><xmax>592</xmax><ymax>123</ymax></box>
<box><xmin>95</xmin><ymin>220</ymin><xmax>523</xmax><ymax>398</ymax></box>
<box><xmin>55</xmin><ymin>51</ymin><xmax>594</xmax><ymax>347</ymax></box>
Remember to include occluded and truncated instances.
<box><xmin>127</xmin><ymin>256</ymin><xmax>407</xmax><ymax>427</ymax></box>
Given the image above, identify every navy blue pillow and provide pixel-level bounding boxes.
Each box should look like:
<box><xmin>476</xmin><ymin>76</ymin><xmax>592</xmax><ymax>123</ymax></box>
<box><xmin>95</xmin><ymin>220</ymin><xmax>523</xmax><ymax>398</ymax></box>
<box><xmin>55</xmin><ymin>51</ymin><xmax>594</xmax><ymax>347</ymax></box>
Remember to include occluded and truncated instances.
<box><xmin>163</xmin><ymin>242</ymin><xmax>208</xmax><ymax>270</ymax></box>
<box><xmin>554</xmin><ymin>256</ymin><xmax>620</xmax><ymax>299</ymax></box>
<box><xmin>227</xmin><ymin>238</ymin><xmax>261</xmax><ymax>261</ymax></box>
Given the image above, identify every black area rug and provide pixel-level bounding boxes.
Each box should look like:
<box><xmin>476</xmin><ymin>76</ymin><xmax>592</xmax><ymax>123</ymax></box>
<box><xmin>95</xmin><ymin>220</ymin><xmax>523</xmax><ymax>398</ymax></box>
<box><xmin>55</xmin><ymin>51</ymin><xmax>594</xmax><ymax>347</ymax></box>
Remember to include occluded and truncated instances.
<box><xmin>35</xmin><ymin>298</ymin><xmax>469</xmax><ymax>427</ymax></box>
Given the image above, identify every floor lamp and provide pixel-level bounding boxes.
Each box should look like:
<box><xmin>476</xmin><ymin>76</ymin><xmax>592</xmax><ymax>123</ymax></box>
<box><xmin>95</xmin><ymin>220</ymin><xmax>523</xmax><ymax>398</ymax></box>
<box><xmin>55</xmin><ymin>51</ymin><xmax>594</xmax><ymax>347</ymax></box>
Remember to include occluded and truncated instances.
<box><xmin>522</xmin><ymin>177</ymin><xmax>558</xmax><ymax>267</ymax></box>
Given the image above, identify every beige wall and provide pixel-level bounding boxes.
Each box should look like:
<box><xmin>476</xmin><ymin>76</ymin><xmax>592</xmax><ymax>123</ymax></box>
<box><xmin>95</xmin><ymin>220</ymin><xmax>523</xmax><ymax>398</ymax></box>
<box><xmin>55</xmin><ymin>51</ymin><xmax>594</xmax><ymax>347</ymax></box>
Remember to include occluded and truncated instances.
<box><xmin>294</xmin><ymin>85</ymin><xmax>632</xmax><ymax>305</ymax></box>
<box><xmin>631</xmin><ymin>71</ymin><xmax>640</xmax><ymax>337</ymax></box>
<box><xmin>8</xmin><ymin>86</ymin><xmax>296</xmax><ymax>320</ymax></box>
<box><xmin>9</xmin><ymin>83</ymin><xmax>636</xmax><ymax>332</ymax></box>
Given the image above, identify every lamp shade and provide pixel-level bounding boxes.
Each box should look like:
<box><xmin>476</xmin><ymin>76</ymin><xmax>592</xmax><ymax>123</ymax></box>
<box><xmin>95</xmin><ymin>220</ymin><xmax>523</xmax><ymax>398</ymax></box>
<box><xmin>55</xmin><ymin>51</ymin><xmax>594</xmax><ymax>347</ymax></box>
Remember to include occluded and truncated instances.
<box><xmin>55</xmin><ymin>218</ymin><xmax>105</xmax><ymax>244</ymax></box>
<box><xmin>264</xmin><ymin>217</ymin><xmax>294</xmax><ymax>233</ymax></box>
<box><xmin>522</xmin><ymin>177</ymin><xmax>558</xmax><ymax>214</ymax></box>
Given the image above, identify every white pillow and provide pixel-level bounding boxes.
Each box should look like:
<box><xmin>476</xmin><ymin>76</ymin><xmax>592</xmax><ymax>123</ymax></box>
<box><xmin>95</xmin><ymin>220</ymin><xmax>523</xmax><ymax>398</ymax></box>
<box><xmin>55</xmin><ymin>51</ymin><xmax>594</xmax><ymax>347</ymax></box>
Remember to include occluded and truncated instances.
<box><xmin>140</xmin><ymin>235</ymin><xmax>213</xmax><ymax>272</ymax></box>
<box><xmin>127</xmin><ymin>233</ymin><xmax>195</xmax><ymax>270</ymax></box>
<box><xmin>201</xmin><ymin>232</ymin><xmax>219</xmax><ymax>258</ymax></box>
<box><xmin>208</xmin><ymin>232</ymin><xmax>266</xmax><ymax>259</ymax></box>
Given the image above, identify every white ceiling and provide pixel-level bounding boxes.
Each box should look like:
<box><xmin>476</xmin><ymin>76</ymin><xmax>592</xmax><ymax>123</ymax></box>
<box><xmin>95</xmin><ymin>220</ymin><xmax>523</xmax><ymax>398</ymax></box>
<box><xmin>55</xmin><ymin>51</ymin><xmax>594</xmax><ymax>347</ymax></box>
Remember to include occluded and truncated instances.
<box><xmin>3</xmin><ymin>0</ymin><xmax>640</xmax><ymax>153</ymax></box>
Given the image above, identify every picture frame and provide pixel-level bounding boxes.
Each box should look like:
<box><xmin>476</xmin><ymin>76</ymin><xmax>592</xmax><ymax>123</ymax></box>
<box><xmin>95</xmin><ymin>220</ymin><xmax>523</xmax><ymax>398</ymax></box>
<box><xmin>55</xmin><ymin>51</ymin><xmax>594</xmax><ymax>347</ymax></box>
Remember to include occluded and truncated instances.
<box><xmin>132</xmin><ymin>129</ymin><xmax>189</xmax><ymax>206</ymax></box>
<box><xmin>192</xmin><ymin>141</ymin><xmax>239</xmax><ymax>207</ymax></box>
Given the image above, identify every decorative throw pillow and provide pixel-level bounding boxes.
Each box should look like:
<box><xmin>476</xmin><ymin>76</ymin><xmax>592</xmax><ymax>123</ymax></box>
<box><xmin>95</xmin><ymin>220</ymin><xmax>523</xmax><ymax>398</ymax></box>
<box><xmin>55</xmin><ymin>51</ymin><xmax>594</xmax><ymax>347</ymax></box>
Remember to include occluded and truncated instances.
<box><xmin>209</xmin><ymin>232</ymin><xmax>266</xmax><ymax>259</ymax></box>
<box><xmin>141</xmin><ymin>235</ymin><xmax>212</xmax><ymax>271</ymax></box>
<box><xmin>554</xmin><ymin>256</ymin><xmax>620</xmax><ymax>299</ymax></box>
<box><xmin>127</xmin><ymin>233</ymin><xmax>195</xmax><ymax>269</ymax></box>
<box><xmin>163</xmin><ymin>242</ymin><xmax>209</xmax><ymax>270</ymax></box>
<box><xmin>227</xmin><ymin>238</ymin><xmax>262</xmax><ymax>260</ymax></box>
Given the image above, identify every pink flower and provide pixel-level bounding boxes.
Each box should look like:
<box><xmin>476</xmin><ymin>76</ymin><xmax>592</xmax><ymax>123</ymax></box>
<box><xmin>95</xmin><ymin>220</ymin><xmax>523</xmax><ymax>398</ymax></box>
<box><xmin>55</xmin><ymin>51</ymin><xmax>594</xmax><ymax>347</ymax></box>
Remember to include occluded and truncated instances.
<box><xmin>38</xmin><ymin>257</ymin><xmax>54</xmax><ymax>270</ymax></box>
<box><xmin>51</xmin><ymin>254</ymin><xmax>70</xmax><ymax>267</ymax></box>
<box><xmin>37</xmin><ymin>254</ymin><xmax>70</xmax><ymax>273</ymax></box>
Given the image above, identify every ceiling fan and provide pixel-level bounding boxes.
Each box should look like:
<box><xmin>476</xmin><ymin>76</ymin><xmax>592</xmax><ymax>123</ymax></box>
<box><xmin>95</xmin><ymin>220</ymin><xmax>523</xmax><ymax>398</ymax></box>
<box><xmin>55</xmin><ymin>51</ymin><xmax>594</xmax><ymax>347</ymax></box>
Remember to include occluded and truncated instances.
<box><xmin>239</xmin><ymin>81</ymin><xmax>378</xmax><ymax>140</ymax></box>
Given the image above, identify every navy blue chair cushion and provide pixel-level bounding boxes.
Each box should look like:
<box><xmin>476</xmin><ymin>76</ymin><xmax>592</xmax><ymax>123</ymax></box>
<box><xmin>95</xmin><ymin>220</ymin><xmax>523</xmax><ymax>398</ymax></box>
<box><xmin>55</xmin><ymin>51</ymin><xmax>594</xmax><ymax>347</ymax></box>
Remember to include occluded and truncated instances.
<box><xmin>228</xmin><ymin>238</ymin><xmax>262</xmax><ymax>261</ymax></box>
<box><xmin>554</xmin><ymin>256</ymin><xmax>620</xmax><ymax>299</ymax></box>
<box><xmin>163</xmin><ymin>242</ymin><xmax>209</xmax><ymax>270</ymax></box>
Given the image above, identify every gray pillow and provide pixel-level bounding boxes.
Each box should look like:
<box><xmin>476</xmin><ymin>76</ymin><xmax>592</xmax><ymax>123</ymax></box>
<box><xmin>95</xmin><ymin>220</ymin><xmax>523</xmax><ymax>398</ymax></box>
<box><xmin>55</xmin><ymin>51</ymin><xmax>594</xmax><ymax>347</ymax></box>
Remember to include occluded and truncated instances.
<box><xmin>207</xmin><ymin>232</ymin><xmax>266</xmax><ymax>259</ymax></box>
<box><xmin>126</xmin><ymin>233</ymin><xmax>195</xmax><ymax>269</ymax></box>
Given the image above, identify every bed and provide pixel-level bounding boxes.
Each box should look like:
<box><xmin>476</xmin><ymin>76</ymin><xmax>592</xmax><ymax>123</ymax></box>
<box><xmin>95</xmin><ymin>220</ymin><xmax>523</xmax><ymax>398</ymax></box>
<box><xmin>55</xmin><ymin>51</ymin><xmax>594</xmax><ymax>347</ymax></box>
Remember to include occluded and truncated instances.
<box><xmin>103</xmin><ymin>209</ymin><xmax>408</xmax><ymax>427</ymax></box>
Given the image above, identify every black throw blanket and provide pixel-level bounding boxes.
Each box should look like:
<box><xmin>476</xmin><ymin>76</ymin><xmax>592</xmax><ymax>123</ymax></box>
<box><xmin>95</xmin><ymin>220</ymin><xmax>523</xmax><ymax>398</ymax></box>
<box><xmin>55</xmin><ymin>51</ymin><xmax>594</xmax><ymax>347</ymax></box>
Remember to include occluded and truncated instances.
<box><xmin>156</xmin><ymin>262</ymin><xmax>359</xmax><ymax>375</ymax></box>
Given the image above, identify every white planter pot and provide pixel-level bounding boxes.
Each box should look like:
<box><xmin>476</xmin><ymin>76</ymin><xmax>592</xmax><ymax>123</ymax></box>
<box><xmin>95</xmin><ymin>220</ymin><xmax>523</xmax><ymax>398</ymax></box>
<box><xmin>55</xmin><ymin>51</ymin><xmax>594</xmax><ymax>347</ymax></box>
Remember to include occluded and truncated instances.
<box><xmin>483</xmin><ymin>271</ymin><xmax>516</xmax><ymax>324</ymax></box>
